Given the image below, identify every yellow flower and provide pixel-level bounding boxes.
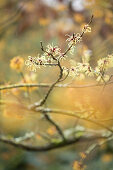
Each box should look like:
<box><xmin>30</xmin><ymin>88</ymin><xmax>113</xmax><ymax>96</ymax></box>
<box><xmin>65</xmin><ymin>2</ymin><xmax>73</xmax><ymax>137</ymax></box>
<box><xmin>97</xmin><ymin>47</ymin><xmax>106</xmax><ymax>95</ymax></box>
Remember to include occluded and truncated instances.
<box><xmin>10</xmin><ymin>56</ymin><xmax>24</xmax><ymax>72</ymax></box>
<box><xmin>94</xmin><ymin>9</ymin><xmax>104</xmax><ymax>18</ymax></box>
<box><xmin>73</xmin><ymin>161</ymin><xmax>86</xmax><ymax>170</ymax></box>
<box><xmin>56</xmin><ymin>4</ymin><xmax>67</xmax><ymax>11</ymax></box>
<box><xmin>74</xmin><ymin>14</ymin><xmax>84</xmax><ymax>23</ymax></box>
<box><xmin>96</xmin><ymin>75</ymin><xmax>110</xmax><ymax>83</ymax></box>
<box><xmin>39</xmin><ymin>18</ymin><xmax>50</xmax><ymax>26</ymax></box>
<box><xmin>101</xmin><ymin>153</ymin><xmax>113</xmax><ymax>163</ymax></box>
<box><xmin>83</xmin><ymin>24</ymin><xmax>91</xmax><ymax>33</ymax></box>
<box><xmin>20</xmin><ymin>72</ymin><xmax>38</xmax><ymax>92</ymax></box>
<box><xmin>73</xmin><ymin>161</ymin><xmax>81</xmax><ymax>170</ymax></box>
<box><xmin>47</xmin><ymin>127</ymin><xmax>56</xmax><ymax>135</ymax></box>
<box><xmin>80</xmin><ymin>152</ymin><xmax>86</xmax><ymax>159</ymax></box>
<box><xmin>76</xmin><ymin>73</ymin><xmax>85</xmax><ymax>81</ymax></box>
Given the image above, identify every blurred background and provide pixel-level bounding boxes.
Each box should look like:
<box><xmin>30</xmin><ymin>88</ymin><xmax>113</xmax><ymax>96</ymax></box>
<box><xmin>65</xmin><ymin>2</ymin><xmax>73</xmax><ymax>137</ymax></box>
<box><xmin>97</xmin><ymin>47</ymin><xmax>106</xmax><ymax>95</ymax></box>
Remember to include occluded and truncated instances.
<box><xmin>0</xmin><ymin>0</ymin><xmax>113</xmax><ymax>169</ymax></box>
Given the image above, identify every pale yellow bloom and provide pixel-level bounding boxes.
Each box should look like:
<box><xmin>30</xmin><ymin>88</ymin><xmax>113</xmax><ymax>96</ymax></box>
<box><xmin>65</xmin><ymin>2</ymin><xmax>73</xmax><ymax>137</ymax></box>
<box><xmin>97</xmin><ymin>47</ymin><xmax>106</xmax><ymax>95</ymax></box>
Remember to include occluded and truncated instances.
<box><xmin>96</xmin><ymin>75</ymin><xmax>110</xmax><ymax>83</ymax></box>
<box><xmin>80</xmin><ymin>152</ymin><xmax>87</xmax><ymax>159</ymax></box>
<box><xmin>47</xmin><ymin>127</ymin><xmax>56</xmax><ymax>135</ymax></box>
<box><xmin>101</xmin><ymin>153</ymin><xmax>113</xmax><ymax>163</ymax></box>
<box><xmin>39</xmin><ymin>18</ymin><xmax>50</xmax><ymax>26</ymax></box>
<box><xmin>83</xmin><ymin>24</ymin><xmax>91</xmax><ymax>33</ymax></box>
<box><xmin>10</xmin><ymin>56</ymin><xmax>24</xmax><ymax>72</ymax></box>
<box><xmin>76</xmin><ymin>73</ymin><xmax>85</xmax><ymax>80</ymax></box>
<box><xmin>82</xmin><ymin>49</ymin><xmax>92</xmax><ymax>63</ymax></box>
<box><xmin>74</xmin><ymin>14</ymin><xmax>84</xmax><ymax>23</ymax></box>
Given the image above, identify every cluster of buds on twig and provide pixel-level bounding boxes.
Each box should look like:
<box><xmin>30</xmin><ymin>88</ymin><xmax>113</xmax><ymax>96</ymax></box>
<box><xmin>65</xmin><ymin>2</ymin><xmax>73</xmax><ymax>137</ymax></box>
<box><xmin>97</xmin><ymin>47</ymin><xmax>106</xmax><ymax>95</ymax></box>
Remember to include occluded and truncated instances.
<box><xmin>25</xmin><ymin>15</ymin><xmax>113</xmax><ymax>83</ymax></box>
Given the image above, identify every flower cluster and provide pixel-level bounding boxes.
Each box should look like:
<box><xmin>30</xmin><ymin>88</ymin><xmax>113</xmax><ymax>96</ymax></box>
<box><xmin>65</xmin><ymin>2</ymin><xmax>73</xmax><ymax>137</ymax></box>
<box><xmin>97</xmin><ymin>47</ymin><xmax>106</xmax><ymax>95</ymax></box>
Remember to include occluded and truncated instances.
<box><xmin>25</xmin><ymin>55</ymin><xmax>47</xmax><ymax>71</ymax></box>
<box><xmin>62</xmin><ymin>54</ymin><xmax>113</xmax><ymax>82</ymax></box>
<box><xmin>73</xmin><ymin>160</ymin><xmax>86</xmax><ymax>170</ymax></box>
<box><xmin>24</xmin><ymin>19</ymin><xmax>113</xmax><ymax>84</ymax></box>
<box><xmin>66</xmin><ymin>33</ymin><xmax>82</xmax><ymax>46</ymax></box>
<box><xmin>66</xmin><ymin>24</ymin><xmax>91</xmax><ymax>54</ymax></box>
<box><xmin>97</xmin><ymin>54</ymin><xmax>113</xmax><ymax>71</ymax></box>
<box><xmin>25</xmin><ymin>44</ymin><xmax>64</xmax><ymax>71</ymax></box>
<box><xmin>94</xmin><ymin>54</ymin><xmax>113</xmax><ymax>82</ymax></box>
<box><xmin>63</xmin><ymin>62</ymin><xmax>94</xmax><ymax>80</ymax></box>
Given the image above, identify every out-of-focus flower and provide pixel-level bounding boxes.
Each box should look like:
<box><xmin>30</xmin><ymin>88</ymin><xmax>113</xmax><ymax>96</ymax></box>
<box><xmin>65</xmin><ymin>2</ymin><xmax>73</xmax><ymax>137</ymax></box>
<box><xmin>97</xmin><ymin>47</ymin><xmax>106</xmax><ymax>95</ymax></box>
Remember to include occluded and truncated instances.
<box><xmin>105</xmin><ymin>10</ymin><xmax>113</xmax><ymax>25</ymax></box>
<box><xmin>97</xmin><ymin>54</ymin><xmax>113</xmax><ymax>70</ymax></box>
<box><xmin>39</xmin><ymin>18</ymin><xmax>50</xmax><ymax>26</ymax></box>
<box><xmin>36</xmin><ymin>134</ymin><xmax>42</xmax><ymax>140</ymax></box>
<box><xmin>56</xmin><ymin>4</ymin><xmax>67</xmax><ymax>12</ymax></box>
<box><xmin>69</xmin><ymin>66</ymin><xmax>77</xmax><ymax>77</ymax></box>
<box><xmin>94</xmin><ymin>9</ymin><xmax>104</xmax><ymax>18</ymax></box>
<box><xmin>82</xmin><ymin>49</ymin><xmax>92</xmax><ymax>63</ymax></box>
<box><xmin>76</xmin><ymin>73</ymin><xmax>85</xmax><ymax>80</ymax></box>
<box><xmin>96</xmin><ymin>74</ymin><xmax>110</xmax><ymax>82</ymax></box>
<box><xmin>47</xmin><ymin>127</ymin><xmax>56</xmax><ymax>135</ymax></box>
<box><xmin>101</xmin><ymin>153</ymin><xmax>113</xmax><ymax>163</ymax></box>
<box><xmin>20</xmin><ymin>72</ymin><xmax>38</xmax><ymax>92</ymax></box>
<box><xmin>73</xmin><ymin>161</ymin><xmax>81</xmax><ymax>170</ymax></box>
<box><xmin>94</xmin><ymin>54</ymin><xmax>113</xmax><ymax>82</ymax></box>
<box><xmin>62</xmin><ymin>66</ymin><xmax>69</xmax><ymax>76</ymax></box>
<box><xmin>80</xmin><ymin>152</ymin><xmax>87</xmax><ymax>159</ymax></box>
<box><xmin>73</xmin><ymin>161</ymin><xmax>86</xmax><ymax>170</ymax></box>
<box><xmin>10</xmin><ymin>56</ymin><xmax>24</xmax><ymax>72</ymax></box>
<box><xmin>74</xmin><ymin>14</ymin><xmax>84</xmax><ymax>23</ymax></box>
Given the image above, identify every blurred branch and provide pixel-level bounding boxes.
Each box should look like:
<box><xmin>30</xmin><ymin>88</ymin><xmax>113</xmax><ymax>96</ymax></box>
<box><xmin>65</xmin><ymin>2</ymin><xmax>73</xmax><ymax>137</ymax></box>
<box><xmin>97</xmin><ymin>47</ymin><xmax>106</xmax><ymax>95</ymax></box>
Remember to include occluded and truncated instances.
<box><xmin>44</xmin><ymin>113</ymin><xmax>66</xmax><ymax>141</ymax></box>
<box><xmin>0</xmin><ymin>133</ymin><xmax>109</xmax><ymax>152</ymax></box>
<box><xmin>14</xmin><ymin>132</ymin><xmax>35</xmax><ymax>142</ymax></box>
<box><xmin>0</xmin><ymin>6</ymin><xmax>22</xmax><ymax>34</ymax></box>
<box><xmin>86</xmin><ymin>135</ymin><xmax>113</xmax><ymax>155</ymax></box>
<box><xmin>0</xmin><ymin>7</ymin><xmax>21</xmax><ymax>27</ymax></box>
<box><xmin>0</xmin><ymin>81</ymin><xmax>113</xmax><ymax>91</ymax></box>
<box><xmin>34</xmin><ymin>108</ymin><xmax>113</xmax><ymax>133</ymax></box>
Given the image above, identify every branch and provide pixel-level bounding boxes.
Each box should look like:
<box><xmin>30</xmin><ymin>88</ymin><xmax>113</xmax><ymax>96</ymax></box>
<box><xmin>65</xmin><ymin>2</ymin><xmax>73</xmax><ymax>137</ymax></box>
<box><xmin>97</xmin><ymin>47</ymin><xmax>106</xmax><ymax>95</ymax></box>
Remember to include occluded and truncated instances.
<box><xmin>0</xmin><ymin>134</ymin><xmax>108</xmax><ymax>152</ymax></box>
<box><xmin>30</xmin><ymin>43</ymin><xmax>64</xmax><ymax>109</ymax></box>
<box><xmin>34</xmin><ymin>108</ymin><xmax>113</xmax><ymax>133</ymax></box>
<box><xmin>29</xmin><ymin>15</ymin><xmax>94</xmax><ymax>109</ymax></box>
<box><xmin>44</xmin><ymin>113</ymin><xmax>66</xmax><ymax>141</ymax></box>
<box><xmin>0</xmin><ymin>81</ymin><xmax>113</xmax><ymax>91</ymax></box>
<box><xmin>35</xmin><ymin>63</ymin><xmax>58</xmax><ymax>66</ymax></box>
<box><xmin>63</xmin><ymin>15</ymin><xmax>93</xmax><ymax>56</ymax></box>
